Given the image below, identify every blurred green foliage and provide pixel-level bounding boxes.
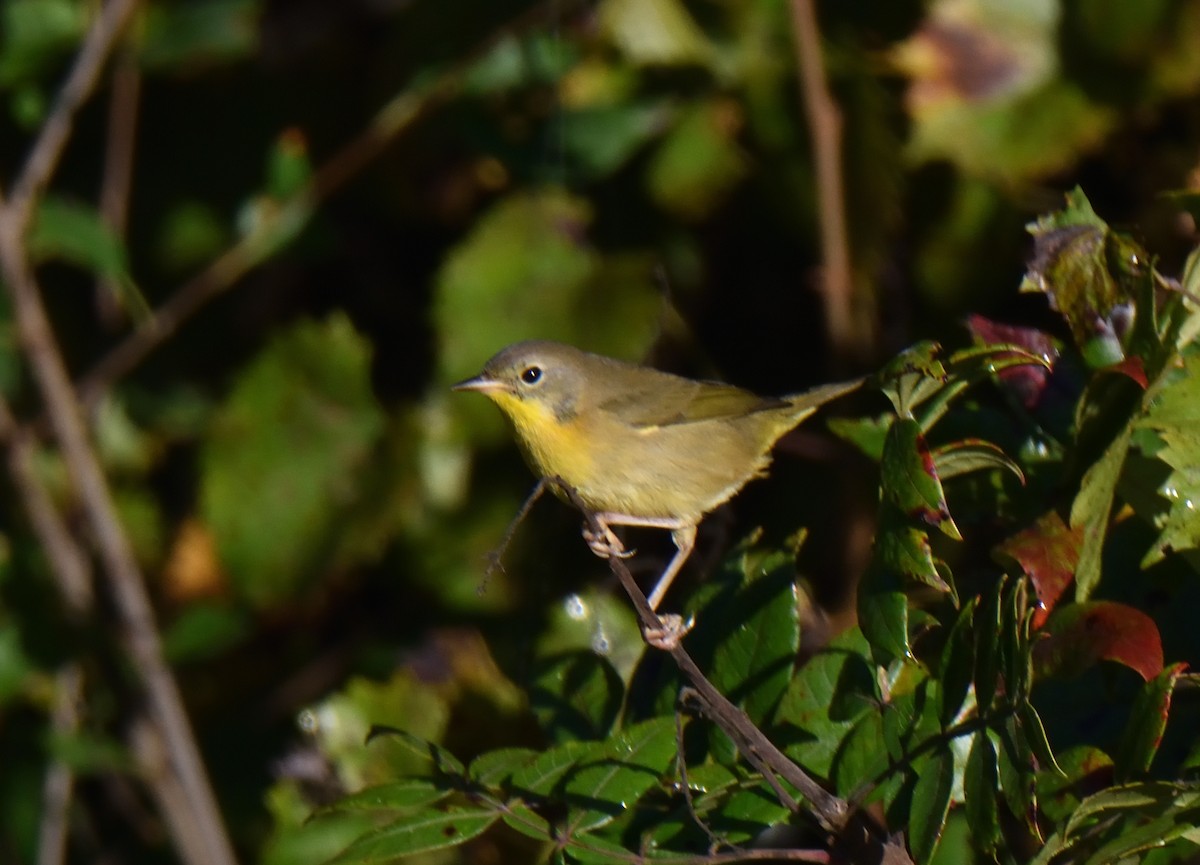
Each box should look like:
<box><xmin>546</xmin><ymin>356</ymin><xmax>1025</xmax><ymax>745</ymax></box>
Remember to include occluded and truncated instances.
<box><xmin>3</xmin><ymin>0</ymin><xmax>1200</xmax><ymax>863</ymax></box>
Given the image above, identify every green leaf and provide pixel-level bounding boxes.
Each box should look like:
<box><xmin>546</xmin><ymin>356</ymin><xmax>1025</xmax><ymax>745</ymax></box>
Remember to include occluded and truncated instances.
<box><xmin>200</xmin><ymin>314</ymin><xmax>386</xmax><ymax>608</ymax></box>
<box><xmin>1036</xmin><ymin>745</ymin><xmax>1113</xmax><ymax>822</ymax></box>
<box><xmin>938</xmin><ymin>598</ymin><xmax>977</xmax><ymax>726</ymax></box>
<box><xmin>598</xmin><ymin>0</ymin><xmax>713</xmax><ymax>67</ymax></box>
<box><xmin>1114</xmin><ymin>663</ymin><xmax>1186</xmax><ymax>780</ymax></box>
<box><xmin>1019</xmin><ymin>703</ymin><xmax>1064</xmax><ymax>776</ymax></box>
<box><xmin>997</xmin><ymin>715</ymin><xmax>1038</xmax><ymax>836</ymax></box>
<box><xmin>699</xmin><ymin>781</ymin><xmax>791</xmax><ymax>846</ymax></box>
<box><xmin>562</xmin><ymin>718</ymin><xmax>675</xmax><ymax>833</ymax></box>
<box><xmin>706</xmin><ymin>548</ymin><xmax>801</xmax><ymax>723</ymax></box>
<box><xmin>875</xmin><ymin>514</ymin><xmax>947</xmax><ymax>593</ymax></box>
<box><xmin>875</xmin><ymin>341</ymin><xmax>947</xmax><ymax>418</ymax></box>
<box><xmin>858</xmin><ymin>585</ymin><xmax>911</xmax><ymax>663</ymax></box>
<box><xmin>909</xmin><ymin>748</ymin><xmax>954</xmax><ymax>864</ymax></box>
<box><xmin>775</xmin><ymin>628</ymin><xmax>876</xmax><ymax>778</ymax></box>
<box><xmin>883</xmin><ymin>419</ymin><xmax>961</xmax><ymax>541</ymax></box>
<box><xmin>560</xmin><ymin>102</ymin><xmax>672</xmax><ymax>177</ymax></box>
<box><xmin>511</xmin><ymin>740</ymin><xmax>599</xmax><ymax>798</ymax></box>
<box><xmin>646</xmin><ymin>99</ymin><xmax>747</xmax><ymax>220</ymax></box>
<box><xmin>29</xmin><ymin>196</ymin><xmax>142</xmax><ymax>311</ymax></box>
<box><xmin>530</xmin><ymin>651</ymin><xmax>624</xmax><ymax>743</ymax></box>
<box><xmin>973</xmin><ymin>579</ymin><xmax>1003</xmax><ymax>712</ymax></box>
<box><xmin>833</xmin><ymin>711</ymin><xmax>890</xmax><ymax>800</ymax></box>
<box><xmin>0</xmin><ymin>0</ymin><xmax>85</xmax><ymax>87</ymax></box>
<box><xmin>326</xmin><ymin>807</ymin><xmax>499</xmax><ymax>864</ymax></box>
<box><xmin>468</xmin><ymin>748</ymin><xmax>539</xmax><ymax>787</ymax></box>
<box><xmin>140</xmin><ymin>0</ymin><xmax>258</xmax><ymax>69</ymax></box>
<box><xmin>1069</xmin><ymin>424</ymin><xmax>1133</xmax><ymax>601</ymax></box>
<box><xmin>318</xmin><ymin>780</ymin><xmax>449</xmax><ymax>815</ymax></box>
<box><xmin>965</xmin><ymin>733</ymin><xmax>1000</xmax><ymax>854</ymax></box>
<box><xmin>932</xmin><ymin>438</ymin><xmax>1025</xmax><ymax>484</ymax></box>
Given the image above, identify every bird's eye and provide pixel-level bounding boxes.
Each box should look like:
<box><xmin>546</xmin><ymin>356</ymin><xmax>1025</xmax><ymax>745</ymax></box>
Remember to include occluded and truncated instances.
<box><xmin>520</xmin><ymin>365</ymin><xmax>543</xmax><ymax>385</ymax></box>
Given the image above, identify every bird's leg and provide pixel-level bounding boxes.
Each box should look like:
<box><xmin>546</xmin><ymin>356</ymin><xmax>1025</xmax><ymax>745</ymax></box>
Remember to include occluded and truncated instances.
<box><xmin>584</xmin><ymin>515</ymin><xmax>699</xmax><ymax>650</ymax></box>
<box><xmin>642</xmin><ymin>524</ymin><xmax>698</xmax><ymax>650</ymax></box>
<box><xmin>645</xmin><ymin>523</ymin><xmax>697</xmax><ymax>611</ymax></box>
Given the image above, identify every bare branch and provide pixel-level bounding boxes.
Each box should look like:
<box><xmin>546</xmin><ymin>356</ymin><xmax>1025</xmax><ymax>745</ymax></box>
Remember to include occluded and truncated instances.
<box><xmin>96</xmin><ymin>48</ymin><xmax>142</xmax><ymax>327</ymax></box>
<box><xmin>36</xmin><ymin>665</ymin><xmax>85</xmax><ymax>865</ymax></box>
<box><xmin>789</xmin><ymin>0</ymin><xmax>864</xmax><ymax>368</ymax></box>
<box><xmin>6</xmin><ymin>0</ymin><xmax>141</xmax><ymax>236</ymax></box>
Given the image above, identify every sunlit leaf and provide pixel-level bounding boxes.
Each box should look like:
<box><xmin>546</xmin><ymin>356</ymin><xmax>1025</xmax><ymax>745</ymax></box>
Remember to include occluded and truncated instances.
<box><xmin>882</xmin><ymin>418</ymin><xmax>960</xmax><ymax>540</ymax></box>
<box><xmin>1033</xmin><ymin>601</ymin><xmax>1164</xmax><ymax>682</ymax></box>
<box><xmin>775</xmin><ymin>628</ymin><xmax>876</xmax><ymax>778</ymax></box>
<box><xmin>1070</xmin><ymin>424</ymin><xmax>1133</xmax><ymax>601</ymax></box>
<box><xmin>598</xmin><ymin>0</ymin><xmax>713</xmax><ymax>67</ymax></box>
<box><xmin>994</xmin><ymin>511</ymin><xmax>1081</xmax><ymax>628</ymax></box>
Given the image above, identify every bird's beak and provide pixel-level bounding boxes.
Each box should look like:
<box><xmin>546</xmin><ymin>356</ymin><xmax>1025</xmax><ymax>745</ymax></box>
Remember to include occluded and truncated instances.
<box><xmin>452</xmin><ymin>374</ymin><xmax>508</xmax><ymax>394</ymax></box>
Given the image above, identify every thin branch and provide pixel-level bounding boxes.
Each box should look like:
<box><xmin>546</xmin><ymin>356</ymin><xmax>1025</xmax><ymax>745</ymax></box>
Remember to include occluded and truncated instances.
<box><xmin>550</xmin><ymin>478</ymin><xmax>914</xmax><ymax>865</ymax></box>
<box><xmin>37</xmin><ymin>664</ymin><xmax>85</xmax><ymax>865</ymax></box>
<box><xmin>76</xmin><ymin>0</ymin><xmax>575</xmax><ymax>410</ymax></box>
<box><xmin>0</xmin><ymin>402</ymin><xmax>93</xmax><ymax>613</ymax></box>
<box><xmin>5</xmin><ymin>0</ymin><xmax>141</xmax><ymax>236</ymax></box>
<box><xmin>788</xmin><ymin>0</ymin><xmax>861</xmax><ymax>367</ymax></box>
<box><xmin>96</xmin><ymin>48</ymin><xmax>142</xmax><ymax>327</ymax></box>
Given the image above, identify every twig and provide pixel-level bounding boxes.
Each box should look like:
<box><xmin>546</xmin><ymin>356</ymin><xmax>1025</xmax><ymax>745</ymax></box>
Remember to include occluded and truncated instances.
<box><xmin>481</xmin><ymin>478</ymin><xmax>552</xmax><ymax>592</ymax></box>
<box><xmin>75</xmin><ymin>0</ymin><xmax>577</xmax><ymax>410</ymax></box>
<box><xmin>0</xmin><ymin>401</ymin><xmax>93</xmax><ymax>614</ymax></box>
<box><xmin>96</xmin><ymin>48</ymin><xmax>142</xmax><ymax>327</ymax></box>
<box><xmin>5</xmin><ymin>0</ymin><xmax>141</xmax><ymax>236</ymax></box>
<box><xmin>0</xmin><ymin>397</ymin><xmax>92</xmax><ymax>865</ymax></box>
<box><xmin>37</xmin><ymin>664</ymin><xmax>85</xmax><ymax>865</ymax></box>
<box><xmin>550</xmin><ymin>478</ymin><xmax>914</xmax><ymax>865</ymax></box>
<box><xmin>788</xmin><ymin>0</ymin><xmax>860</xmax><ymax>367</ymax></box>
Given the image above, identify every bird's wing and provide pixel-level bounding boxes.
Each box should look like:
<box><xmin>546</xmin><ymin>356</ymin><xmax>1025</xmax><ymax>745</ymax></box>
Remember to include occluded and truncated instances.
<box><xmin>599</xmin><ymin>379</ymin><xmax>788</xmax><ymax>429</ymax></box>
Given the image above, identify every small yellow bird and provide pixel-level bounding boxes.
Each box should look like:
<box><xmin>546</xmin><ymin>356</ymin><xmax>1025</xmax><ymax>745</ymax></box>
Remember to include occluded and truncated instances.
<box><xmin>454</xmin><ymin>340</ymin><xmax>861</xmax><ymax>644</ymax></box>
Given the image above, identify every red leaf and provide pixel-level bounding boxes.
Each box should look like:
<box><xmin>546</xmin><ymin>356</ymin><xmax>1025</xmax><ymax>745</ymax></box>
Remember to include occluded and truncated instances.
<box><xmin>1033</xmin><ymin>602</ymin><xmax>1164</xmax><ymax>682</ymax></box>
<box><xmin>993</xmin><ymin>511</ymin><xmax>1081</xmax><ymax>628</ymax></box>
<box><xmin>1103</xmin><ymin>355</ymin><xmax>1148</xmax><ymax>388</ymax></box>
<box><xmin>966</xmin><ymin>315</ymin><xmax>1059</xmax><ymax>410</ymax></box>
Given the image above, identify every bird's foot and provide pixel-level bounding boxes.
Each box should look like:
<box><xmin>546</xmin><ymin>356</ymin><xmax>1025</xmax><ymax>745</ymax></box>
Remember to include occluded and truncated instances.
<box><xmin>583</xmin><ymin>524</ymin><xmax>636</xmax><ymax>559</ymax></box>
<box><xmin>643</xmin><ymin>613</ymin><xmax>695</xmax><ymax>651</ymax></box>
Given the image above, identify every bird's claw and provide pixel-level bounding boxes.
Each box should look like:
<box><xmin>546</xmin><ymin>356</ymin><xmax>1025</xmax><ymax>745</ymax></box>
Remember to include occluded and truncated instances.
<box><xmin>583</xmin><ymin>525</ymin><xmax>636</xmax><ymax>559</ymax></box>
<box><xmin>643</xmin><ymin>613</ymin><xmax>695</xmax><ymax>651</ymax></box>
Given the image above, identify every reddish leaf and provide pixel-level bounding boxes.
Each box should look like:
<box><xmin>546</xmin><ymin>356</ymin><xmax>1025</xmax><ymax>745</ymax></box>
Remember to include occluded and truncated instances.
<box><xmin>1103</xmin><ymin>355</ymin><xmax>1148</xmax><ymax>389</ymax></box>
<box><xmin>1033</xmin><ymin>602</ymin><xmax>1164</xmax><ymax>682</ymax></box>
<box><xmin>994</xmin><ymin>511</ymin><xmax>1081</xmax><ymax>629</ymax></box>
<box><xmin>966</xmin><ymin>315</ymin><xmax>1059</xmax><ymax>410</ymax></box>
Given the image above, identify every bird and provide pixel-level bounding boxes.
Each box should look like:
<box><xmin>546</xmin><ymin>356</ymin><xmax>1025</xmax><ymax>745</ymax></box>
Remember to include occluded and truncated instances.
<box><xmin>454</xmin><ymin>340</ymin><xmax>861</xmax><ymax>647</ymax></box>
